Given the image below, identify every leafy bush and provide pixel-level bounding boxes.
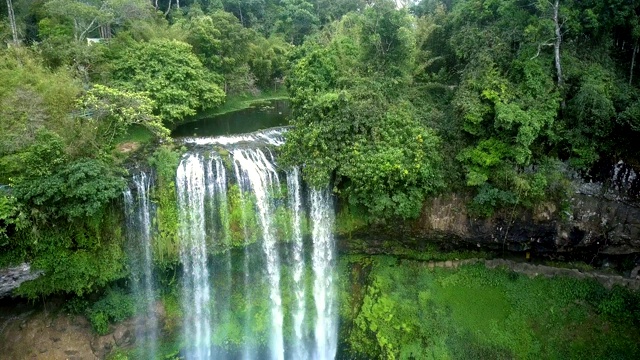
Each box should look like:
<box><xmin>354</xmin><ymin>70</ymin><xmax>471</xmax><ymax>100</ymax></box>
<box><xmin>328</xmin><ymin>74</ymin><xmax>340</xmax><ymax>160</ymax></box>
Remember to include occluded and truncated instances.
<box><xmin>110</xmin><ymin>38</ymin><xmax>225</xmax><ymax>123</ymax></box>
<box><xmin>88</xmin><ymin>287</ymin><xmax>136</xmax><ymax>335</ymax></box>
<box><xmin>12</xmin><ymin>157</ymin><xmax>126</xmax><ymax>220</ymax></box>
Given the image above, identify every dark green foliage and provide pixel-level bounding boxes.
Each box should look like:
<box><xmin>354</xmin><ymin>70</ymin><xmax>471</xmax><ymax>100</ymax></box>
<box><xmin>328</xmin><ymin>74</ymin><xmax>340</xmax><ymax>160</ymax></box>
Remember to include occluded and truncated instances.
<box><xmin>185</xmin><ymin>10</ymin><xmax>252</xmax><ymax>78</ymax></box>
<box><xmin>359</xmin><ymin>0</ymin><xmax>415</xmax><ymax>80</ymax></box>
<box><xmin>13</xmin><ymin>158</ymin><xmax>126</xmax><ymax>220</ymax></box>
<box><xmin>14</xmin><ymin>206</ymin><xmax>127</xmax><ymax>298</ymax></box>
<box><xmin>283</xmin><ymin>3</ymin><xmax>444</xmax><ymax>220</ymax></box>
<box><xmin>274</xmin><ymin>0</ymin><xmax>318</xmax><ymax>45</ymax></box>
<box><xmin>88</xmin><ymin>287</ymin><xmax>136</xmax><ymax>335</ymax></box>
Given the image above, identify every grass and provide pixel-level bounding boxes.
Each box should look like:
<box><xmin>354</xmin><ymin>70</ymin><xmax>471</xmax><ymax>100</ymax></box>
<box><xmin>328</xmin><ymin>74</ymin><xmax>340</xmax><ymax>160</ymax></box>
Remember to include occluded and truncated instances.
<box><xmin>113</xmin><ymin>124</ymin><xmax>155</xmax><ymax>145</ymax></box>
<box><xmin>112</xmin><ymin>124</ymin><xmax>156</xmax><ymax>159</ymax></box>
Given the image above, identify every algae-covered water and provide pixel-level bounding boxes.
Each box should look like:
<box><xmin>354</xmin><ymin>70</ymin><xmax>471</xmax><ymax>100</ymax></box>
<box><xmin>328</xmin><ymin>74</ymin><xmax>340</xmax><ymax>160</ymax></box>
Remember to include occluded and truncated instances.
<box><xmin>172</xmin><ymin>100</ymin><xmax>290</xmax><ymax>138</ymax></box>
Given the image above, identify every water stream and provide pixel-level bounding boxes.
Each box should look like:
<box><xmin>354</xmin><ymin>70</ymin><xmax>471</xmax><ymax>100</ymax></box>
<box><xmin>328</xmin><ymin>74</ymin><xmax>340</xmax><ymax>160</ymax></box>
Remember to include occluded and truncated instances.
<box><xmin>123</xmin><ymin>173</ymin><xmax>159</xmax><ymax>359</ymax></box>
<box><xmin>125</xmin><ymin>125</ymin><xmax>338</xmax><ymax>359</ymax></box>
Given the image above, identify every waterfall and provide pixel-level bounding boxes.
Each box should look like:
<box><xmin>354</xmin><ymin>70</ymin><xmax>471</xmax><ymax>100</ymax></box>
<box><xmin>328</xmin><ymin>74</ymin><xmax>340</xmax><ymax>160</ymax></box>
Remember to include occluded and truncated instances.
<box><xmin>123</xmin><ymin>172</ymin><xmax>158</xmax><ymax>359</ymax></box>
<box><xmin>231</xmin><ymin>147</ymin><xmax>285</xmax><ymax>360</ymax></box>
<box><xmin>287</xmin><ymin>167</ymin><xmax>307</xmax><ymax>360</ymax></box>
<box><xmin>127</xmin><ymin>127</ymin><xmax>339</xmax><ymax>359</ymax></box>
<box><xmin>177</xmin><ymin>154</ymin><xmax>212</xmax><ymax>360</ymax></box>
<box><xmin>311</xmin><ymin>189</ymin><xmax>338</xmax><ymax>360</ymax></box>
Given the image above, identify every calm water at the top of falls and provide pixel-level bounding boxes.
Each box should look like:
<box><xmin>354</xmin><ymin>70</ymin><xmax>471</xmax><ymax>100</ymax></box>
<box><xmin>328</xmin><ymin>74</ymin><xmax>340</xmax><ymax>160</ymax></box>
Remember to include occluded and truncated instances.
<box><xmin>172</xmin><ymin>100</ymin><xmax>290</xmax><ymax>139</ymax></box>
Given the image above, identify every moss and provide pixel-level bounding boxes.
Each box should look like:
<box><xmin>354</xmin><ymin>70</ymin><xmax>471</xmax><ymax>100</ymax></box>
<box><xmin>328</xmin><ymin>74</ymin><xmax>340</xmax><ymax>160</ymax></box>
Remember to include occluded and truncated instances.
<box><xmin>227</xmin><ymin>184</ymin><xmax>260</xmax><ymax>247</ymax></box>
<box><xmin>340</xmin><ymin>256</ymin><xmax>640</xmax><ymax>359</ymax></box>
<box><xmin>335</xmin><ymin>205</ymin><xmax>368</xmax><ymax>237</ymax></box>
<box><xmin>191</xmin><ymin>89</ymin><xmax>288</xmax><ymax>120</ymax></box>
<box><xmin>15</xmin><ymin>205</ymin><xmax>127</xmax><ymax>298</ymax></box>
<box><xmin>148</xmin><ymin>146</ymin><xmax>182</xmax><ymax>266</ymax></box>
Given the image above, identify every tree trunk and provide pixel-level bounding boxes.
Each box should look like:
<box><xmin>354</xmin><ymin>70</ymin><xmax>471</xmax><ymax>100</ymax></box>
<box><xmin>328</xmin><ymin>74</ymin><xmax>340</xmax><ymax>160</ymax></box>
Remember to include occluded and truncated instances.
<box><xmin>6</xmin><ymin>0</ymin><xmax>19</xmax><ymax>45</ymax></box>
<box><xmin>176</xmin><ymin>0</ymin><xmax>180</xmax><ymax>9</ymax></box>
<box><xmin>238</xmin><ymin>0</ymin><xmax>244</xmax><ymax>27</ymax></box>
<box><xmin>165</xmin><ymin>0</ymin><xmax>172</xmax><ymax>16</ymax></box>
<box><xmin>553</xmin><ymin>0</ymin><xmax>563</xmax><ymax>88</ymax></box>
<box><xmin>631</xmin><ymin>40</ymin><xmax>638</xmax><ymax>86</ymax></box>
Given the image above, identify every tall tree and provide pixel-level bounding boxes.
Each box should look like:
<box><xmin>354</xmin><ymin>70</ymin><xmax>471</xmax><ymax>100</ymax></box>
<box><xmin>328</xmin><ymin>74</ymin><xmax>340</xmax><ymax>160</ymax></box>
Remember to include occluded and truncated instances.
<box><xmin>110</xmin><ymin>38</ymin><xmax>225</xmax><ymax>123</ymax></box>
<box><xmin>552</xmin><ymin>0</ymin><xmax>563</xmax><ymax>88</ymax></box>
<box><xmin>6</xmin><ymin>0</ymin><xmax>18</xmax><ymax>44</ymax></box>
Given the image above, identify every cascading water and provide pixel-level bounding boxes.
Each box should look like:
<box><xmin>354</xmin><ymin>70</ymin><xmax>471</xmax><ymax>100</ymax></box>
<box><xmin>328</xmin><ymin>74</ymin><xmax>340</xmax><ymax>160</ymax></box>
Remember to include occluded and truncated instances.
<box><xmin>310</xmin><ymin>189</ymin><xmax>338</xmax><ymax>360</ymax></box>
<box><xmin>177</xmin><ymin>155</ymin><xmax>212</xmax><ymax>359</ymax></box>
<box><xmin>123</xmin><ymin>172</ymin><xmax>158</xmax><ymax>359</ymax></box>
<box><xmin>231</xmin><ymin>147</ymin><xmax>285</xmax><ymax>360</ymax></box>
<box><xmin>127</xmin><ymin>127</ymin><xmax>338</xmax><ymax>359</ymax></box>
<box><xmin>287</xmin><ymin>167</ymin><xmax>307</xmax><ymax>359</ymax></box>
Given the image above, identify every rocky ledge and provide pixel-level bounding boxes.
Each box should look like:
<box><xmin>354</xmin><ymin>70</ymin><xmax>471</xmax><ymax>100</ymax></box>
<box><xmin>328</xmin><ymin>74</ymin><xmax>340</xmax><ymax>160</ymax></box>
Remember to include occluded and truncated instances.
<box><xmin>0</xmin><ymin>263</ymin><xmax>42</xmax><ymax>298</ymax></box>
<box><xmin>341</xmin><ymin>182</ymin><xmax>640</xmax><ymax>258</ymax></box>
<box><xmin>0</xmin><ymin>300</ymin><xmax>165</xmax><ymax>360</ymax></box>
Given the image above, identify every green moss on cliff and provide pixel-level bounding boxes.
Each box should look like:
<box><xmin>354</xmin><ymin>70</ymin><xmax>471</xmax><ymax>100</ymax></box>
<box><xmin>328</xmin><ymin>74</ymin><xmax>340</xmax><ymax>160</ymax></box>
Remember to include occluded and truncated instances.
<box><xmin>340</xmin><ymin>256</ymin><xmax>640</xmax><ymax>359</ymax></box>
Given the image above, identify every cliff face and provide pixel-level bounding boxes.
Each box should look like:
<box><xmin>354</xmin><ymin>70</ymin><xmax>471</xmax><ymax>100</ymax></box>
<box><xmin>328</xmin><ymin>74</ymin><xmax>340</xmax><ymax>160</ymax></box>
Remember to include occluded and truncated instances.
<box><xmin>340</xmin><ymin>182</ymin><xmax>640</xmax><ymax>258</ymax></box>
<box><xmin>0</xmin><ymin>299</ymin><xmax>165</xmax><ymax>360</ymax></box>
<box><xmin>0</xmin><ymin>264</ymin><xmax>42</xmax><ymax>298</ymax></box>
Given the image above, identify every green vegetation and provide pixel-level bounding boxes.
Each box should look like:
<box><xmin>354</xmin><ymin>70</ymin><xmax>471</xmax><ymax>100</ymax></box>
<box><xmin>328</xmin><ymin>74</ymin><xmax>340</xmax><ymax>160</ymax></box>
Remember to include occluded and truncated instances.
<box><xmin>113</xmin><ymin>125</ymin><xmax>156</xmax><ymax>146</ymax></box>
<box><xmin>0</xmin><ymin>0</ymin><xmax>318</xmax><ymax>297</ymax></box>
<box><xmin>63</xmin><ymin>286</ymin><xmax>137</xmax><ymax>335</ymax></box>
<box><xmin>1</xmin><ymin>3</ymin><xmax>640</xmax><ymax>357</ymax></box>
<box><xmin>148</xmin><ymin>146</ymin><xmax>182</xmax><ymax>266</ymax></box>
<box><xmin>92</xmin><ymin>251</ymin><xmax>640</xmax><ymax>359</ymax></box>
<box><xmin>283</xmin><ymin>3</ymin><xmax>445</xmax><ymax>220</ymax></box>
<box><xmin>340</xmin><ymin>255</ymin><xmax>640</xmax><ymax>359</ymax></box>
<box><xmin>282</xmin><ymin>0</ymin><xmax>640</xmax><ymax>220</ymax></box>
<box><xmin>110</xmin><ymin>38</ymin><xmax>225</xmax><ymax>123</ymax></box>
<box><xmin>88</xmin><ymin>287</ymin><xmax>136</xmax><ymax>335</ymax></box>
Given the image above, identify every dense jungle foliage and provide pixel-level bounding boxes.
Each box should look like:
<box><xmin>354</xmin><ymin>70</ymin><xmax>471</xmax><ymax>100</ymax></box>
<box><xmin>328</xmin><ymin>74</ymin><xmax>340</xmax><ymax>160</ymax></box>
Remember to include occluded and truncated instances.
<box><xmin>1</xmin><ymin>0</ymin><xmax>639</xmax><ymax>300</ymax></box>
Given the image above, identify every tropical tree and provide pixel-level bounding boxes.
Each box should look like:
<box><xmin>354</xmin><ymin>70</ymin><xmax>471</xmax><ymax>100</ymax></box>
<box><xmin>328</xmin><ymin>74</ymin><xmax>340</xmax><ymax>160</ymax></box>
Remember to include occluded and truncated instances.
<box><xmin>110</xmin><ymin>38</ymin><xmax>225</xmax><ymax>123</ymax></box>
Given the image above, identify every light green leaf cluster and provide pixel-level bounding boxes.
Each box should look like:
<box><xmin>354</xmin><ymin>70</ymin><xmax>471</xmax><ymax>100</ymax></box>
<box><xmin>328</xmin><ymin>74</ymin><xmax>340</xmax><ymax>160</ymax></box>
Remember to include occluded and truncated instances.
<box><xmin>77</xmin><ymin>84</ymin><xmax>170</xmax><ymax>145</ymax></box>
<box><xmin>111</xmin><ymin>38</ymin><xmax>225</xmax><ymax>123</ymax></box>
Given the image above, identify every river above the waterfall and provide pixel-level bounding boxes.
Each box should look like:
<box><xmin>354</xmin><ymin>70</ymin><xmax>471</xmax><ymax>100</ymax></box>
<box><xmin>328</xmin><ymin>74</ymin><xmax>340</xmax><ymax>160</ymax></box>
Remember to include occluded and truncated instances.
<box><xmin>172</xmin><ymin>100</ymin><xmax>290</xmax><ymax>139</ymax></box>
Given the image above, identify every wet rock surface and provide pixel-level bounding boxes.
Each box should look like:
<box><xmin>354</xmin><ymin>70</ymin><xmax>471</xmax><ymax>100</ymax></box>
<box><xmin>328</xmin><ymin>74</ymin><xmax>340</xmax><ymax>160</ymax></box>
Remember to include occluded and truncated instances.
<box><xmin>341</xmin><ymin>181</ymin><xmax>640</xmax><ymax>258</ymax></box>
<box><xmin>0</xmin><ymin>264</ymin><xmax>42</xmax><ymax>298</ymax></box>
